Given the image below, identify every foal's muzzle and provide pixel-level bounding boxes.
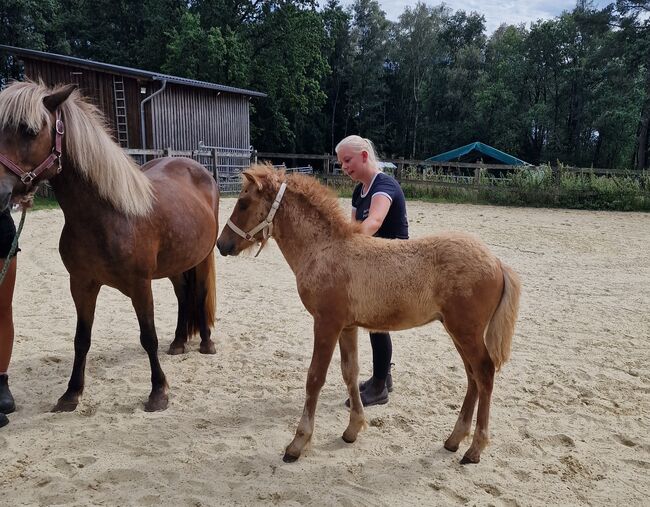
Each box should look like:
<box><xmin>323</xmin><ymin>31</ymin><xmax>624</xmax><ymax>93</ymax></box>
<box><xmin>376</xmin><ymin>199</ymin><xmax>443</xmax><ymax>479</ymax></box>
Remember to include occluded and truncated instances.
<box><xmin>216</xmin><ymin>237</ymin><xmax>236</xmax><ymax>256</ymax></box>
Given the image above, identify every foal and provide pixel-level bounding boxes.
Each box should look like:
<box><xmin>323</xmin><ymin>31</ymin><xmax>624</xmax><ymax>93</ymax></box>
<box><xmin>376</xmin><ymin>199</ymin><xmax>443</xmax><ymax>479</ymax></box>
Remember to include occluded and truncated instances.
<box><xmin>217</xmin><ymin>165</ymin><xmax>520</xmax><ymax>464</ymax></box>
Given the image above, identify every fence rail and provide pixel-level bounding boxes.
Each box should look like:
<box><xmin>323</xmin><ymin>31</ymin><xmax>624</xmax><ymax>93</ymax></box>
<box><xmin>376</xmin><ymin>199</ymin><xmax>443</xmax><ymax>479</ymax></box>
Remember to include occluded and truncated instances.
<box><xmin>35</xmin><ymin>148</ymin><xmax>649</xmax><ymax>207</ymax></box>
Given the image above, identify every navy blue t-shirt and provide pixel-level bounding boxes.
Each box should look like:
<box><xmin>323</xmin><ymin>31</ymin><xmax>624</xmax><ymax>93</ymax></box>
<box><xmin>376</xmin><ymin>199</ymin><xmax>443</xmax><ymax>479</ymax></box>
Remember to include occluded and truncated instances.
<box><xmin>352</xmin><ymin>172</ymin><xmax>409</xmax><ymax>239</ymax></box>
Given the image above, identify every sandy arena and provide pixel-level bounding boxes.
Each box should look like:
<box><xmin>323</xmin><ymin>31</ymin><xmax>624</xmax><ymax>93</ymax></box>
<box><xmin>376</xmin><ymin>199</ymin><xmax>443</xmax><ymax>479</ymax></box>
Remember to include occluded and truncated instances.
<box><xmin>0</xmin><ymin>198</ymin><xmax>648</xmax><ymax>506</ymax></box>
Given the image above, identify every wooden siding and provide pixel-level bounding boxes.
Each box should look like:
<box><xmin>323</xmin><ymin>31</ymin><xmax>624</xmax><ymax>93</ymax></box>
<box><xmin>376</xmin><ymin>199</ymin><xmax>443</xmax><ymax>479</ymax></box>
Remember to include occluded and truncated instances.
<box><xmin>22</xmin><ymin>58</ymin><xmax>147</xmax><ymax>148</ymax></box>
<box><xmin>20</xmin><ymin>59</ymin><xmax>250</xmax><ymax>151</ymax></box>
<box><xmin>150</xmin><ymin>84</ymin><xmax>250</xmax><ymax>151</ymax></box>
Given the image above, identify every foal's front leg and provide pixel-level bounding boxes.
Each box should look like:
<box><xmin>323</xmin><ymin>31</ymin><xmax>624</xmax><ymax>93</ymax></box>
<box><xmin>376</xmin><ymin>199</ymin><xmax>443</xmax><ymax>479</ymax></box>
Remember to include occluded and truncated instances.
<box><xmin>53</xmin><ymin>276</ymin><xmax>101</xmax><ymax>412</ymax></box>
<box><xmin>131</xmin><ymin>280</ymin><xmax>169</xmax><ymax>411</ymax></box>
<box><xmin>283</xmin><ymin>318</ymin><xmax>342</xmax><ymax>462</ymax></box>
<box><xmin>339</xmin><ymin>326</ymin><xmax>367</xmax><ymax>443</ymax></box>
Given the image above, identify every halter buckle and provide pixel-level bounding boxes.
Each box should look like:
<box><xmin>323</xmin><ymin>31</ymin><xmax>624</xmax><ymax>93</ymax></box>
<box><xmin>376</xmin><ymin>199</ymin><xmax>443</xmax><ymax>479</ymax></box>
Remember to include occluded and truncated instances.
<box><xmin>56</xmin><ymin>119</ymin><xmax>65</xmax><ymax>135</ymax></box>
<box><xmin>21</xmin><ymin>172</ymin><xmax>36</xmax><ymax>184</ymax></box>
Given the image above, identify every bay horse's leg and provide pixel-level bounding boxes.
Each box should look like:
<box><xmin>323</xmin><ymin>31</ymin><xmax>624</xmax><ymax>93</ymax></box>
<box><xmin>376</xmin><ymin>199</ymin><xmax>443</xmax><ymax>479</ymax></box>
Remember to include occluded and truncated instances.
<box><xmin>283</xmin><ymin>318</ymin><xmax>342</xmax><ymax>462</ymax></box>
<box><xmin>339</xmin><ymin>326</ymin><xmax>367</xmax><ymax>443</ymax></box>
<box><xmin>131</xmin><ymin>281</ymin><xmax>169</xmax><ymax>412</ymax></box>
<box><xmin>195</xmin><ymin>253</ymin><xmax>216</xmax><ymax>355</ymax></box>
<box><xmin>53</xmin><ymin>277</ymin><xmax>101</xmax><ymax>412</ymax></box>
<box><xmin>443</xmin><ymin>353</ymin><xmax>478</xmax><ymax>452</ymax></box>
<box><xmin>168</xmin><ymin>274</ymin><xmax>188</xmax><ymax>355</ymax></box>
<box><xmin>461</xmin><ymin>354</ymin><xmax>495</xmax><ymax>464</ymax></box>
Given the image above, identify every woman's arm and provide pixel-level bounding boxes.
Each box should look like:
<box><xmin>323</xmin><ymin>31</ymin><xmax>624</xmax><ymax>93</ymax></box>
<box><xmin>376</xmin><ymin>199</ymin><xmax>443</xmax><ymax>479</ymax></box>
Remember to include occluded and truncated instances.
<box><xmin>359</xmin><ymin>195</ymin><xmax>391</xmax><ymax>236</ymax></box>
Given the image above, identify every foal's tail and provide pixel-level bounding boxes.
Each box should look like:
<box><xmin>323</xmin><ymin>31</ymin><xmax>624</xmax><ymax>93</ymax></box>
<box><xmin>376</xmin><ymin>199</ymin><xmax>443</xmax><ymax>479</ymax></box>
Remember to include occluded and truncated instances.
<box><xmin>485</xmin><ymin>262</ymin><xmax>521</xmax><ymax>371</ymax></box>
<box><xmin>186</xmin><ymin>251</ymin><xmax>217</xmax><ymax>336</ymax></box>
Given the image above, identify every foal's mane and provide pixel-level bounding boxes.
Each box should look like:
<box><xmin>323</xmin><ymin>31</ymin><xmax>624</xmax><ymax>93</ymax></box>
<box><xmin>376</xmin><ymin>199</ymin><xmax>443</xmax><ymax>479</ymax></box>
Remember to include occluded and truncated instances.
<box><xmin>246</xmin><ymin>164</ymin><xmax>357</xmax><ymax>237</ymax></box>
<box><xmin>0</xmin><ymin>80</ymin><xmax>153</xmax><ymax>216</ymax></box>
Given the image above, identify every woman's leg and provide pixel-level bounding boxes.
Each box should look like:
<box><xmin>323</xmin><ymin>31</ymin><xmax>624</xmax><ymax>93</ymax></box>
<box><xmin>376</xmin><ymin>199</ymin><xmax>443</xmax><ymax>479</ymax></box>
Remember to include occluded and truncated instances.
<box><xmin>0</xmin><ymin>256</ymin><xmax>17</xmax><ymax>415</ymax></box>
<box><xmin>359</xmin><ymin>332</ymin><xmax>391</xmax><ymax>406</ymax></box>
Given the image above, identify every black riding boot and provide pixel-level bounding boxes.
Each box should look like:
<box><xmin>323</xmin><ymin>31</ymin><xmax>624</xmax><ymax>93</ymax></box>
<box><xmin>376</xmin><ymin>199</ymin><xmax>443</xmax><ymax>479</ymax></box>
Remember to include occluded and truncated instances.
<box><xmin>0</xmin><ymin>374</ymin><xmax>16</xmax><ymax>414</ymax></box>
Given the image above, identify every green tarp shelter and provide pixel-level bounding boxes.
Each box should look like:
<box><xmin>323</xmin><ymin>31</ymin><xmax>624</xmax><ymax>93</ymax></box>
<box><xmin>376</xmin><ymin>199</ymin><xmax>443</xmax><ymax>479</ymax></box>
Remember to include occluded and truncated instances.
<box><xmin>426</xmin><ymin>142</ymin><xmax>529</xmax><ymax>165</ymax></box>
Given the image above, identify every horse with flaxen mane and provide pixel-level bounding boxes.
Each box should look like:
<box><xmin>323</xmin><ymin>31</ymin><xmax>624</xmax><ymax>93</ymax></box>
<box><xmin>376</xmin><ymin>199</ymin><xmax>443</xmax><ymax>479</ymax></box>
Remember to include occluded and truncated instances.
<box><xmin>0</xmin><ymin>81</ymin><xmax>219</xmax><ymax>412</ymax></box>
<box><xmin>217</xmin><ymin>164</ymin><xmax>521</xmax><ymax>464</ymax></box>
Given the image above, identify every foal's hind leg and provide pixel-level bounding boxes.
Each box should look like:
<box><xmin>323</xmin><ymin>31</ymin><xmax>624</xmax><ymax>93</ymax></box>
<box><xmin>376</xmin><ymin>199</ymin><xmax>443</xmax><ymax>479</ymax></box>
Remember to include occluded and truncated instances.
<box><xmin>131</xmin><ymin>281</ymin><xmax>169</xmax><ymax>411</ymax></box>
<box><xmin>443</xmin><ymin>354</ymin><xmax>478</xmax><ymax>452</ymax></box>
<box><xmin>443</xmin><ymin>316</ymin><xmax>494</xmax><ymax>463</ymax></box>
<box><xmin>53</xmin><ymin>276</ymin><xmax>100</xmax><ymax>412</ymax></box>
<box><xmin>339</xmin><ymin>326</ymin><xmax>367</xmax><ymax>443</ymax></box>
<box><xmin>460</xmin><ymin>354</ymin><xmax>495</xmax><ymax>464</ymax></box>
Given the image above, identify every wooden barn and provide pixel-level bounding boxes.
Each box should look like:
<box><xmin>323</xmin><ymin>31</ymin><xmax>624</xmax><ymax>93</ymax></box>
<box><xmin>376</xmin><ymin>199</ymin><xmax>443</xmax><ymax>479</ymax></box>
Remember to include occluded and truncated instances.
<box><xmin>0</xmin><ymin>44</ymin><xmax>265</xmax><ymax>153</ymax></box>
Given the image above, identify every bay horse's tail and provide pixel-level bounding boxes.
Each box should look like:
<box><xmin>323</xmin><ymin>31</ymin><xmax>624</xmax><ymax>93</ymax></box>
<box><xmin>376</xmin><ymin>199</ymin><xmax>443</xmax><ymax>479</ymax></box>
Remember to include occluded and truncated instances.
<box><xmin>484</xmin><ymin>262</ymin><xmax>521</xmax><ymax>371</ymax></box>
<box><xmin>186</xmin><ymin>251</ymin><xmax>217</xmax><ymax>336</ymax></box>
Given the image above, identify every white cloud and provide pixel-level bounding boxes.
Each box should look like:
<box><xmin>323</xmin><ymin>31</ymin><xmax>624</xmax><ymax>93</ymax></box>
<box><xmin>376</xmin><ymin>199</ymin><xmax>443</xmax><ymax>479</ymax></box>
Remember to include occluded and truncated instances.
<box><xmin>338</xmin><ymin>0</ymin><xmax>612</xmax><ymax>33</ymax></box>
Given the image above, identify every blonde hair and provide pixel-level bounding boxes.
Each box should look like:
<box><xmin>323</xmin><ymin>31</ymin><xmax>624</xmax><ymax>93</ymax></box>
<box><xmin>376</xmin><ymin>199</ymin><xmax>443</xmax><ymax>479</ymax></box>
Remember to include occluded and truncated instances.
<box><xmin>335</xmin><ymin>135</ymin><xmax>379</xmax><ymax>169</ymax></box>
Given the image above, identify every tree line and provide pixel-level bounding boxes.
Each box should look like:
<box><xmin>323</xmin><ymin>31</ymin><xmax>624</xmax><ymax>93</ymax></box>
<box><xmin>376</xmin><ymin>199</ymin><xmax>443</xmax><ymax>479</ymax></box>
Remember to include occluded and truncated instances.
<box><xmin>1</xmin><ymin>0</ymin><xmax>648</xmax><ymax>169</ymax></box>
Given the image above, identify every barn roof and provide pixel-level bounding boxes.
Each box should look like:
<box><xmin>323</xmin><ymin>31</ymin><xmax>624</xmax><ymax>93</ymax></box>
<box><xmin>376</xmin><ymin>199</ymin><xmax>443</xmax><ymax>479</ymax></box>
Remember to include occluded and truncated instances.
<box><xmin>0</xmin><ymin>44</ymin><xmax>266</xmax><ymax>98</ymax></box>
<box><xmin>426</xmin><ymin>142</ymin><xmax>529</xmax><ymax>165</ymax></box>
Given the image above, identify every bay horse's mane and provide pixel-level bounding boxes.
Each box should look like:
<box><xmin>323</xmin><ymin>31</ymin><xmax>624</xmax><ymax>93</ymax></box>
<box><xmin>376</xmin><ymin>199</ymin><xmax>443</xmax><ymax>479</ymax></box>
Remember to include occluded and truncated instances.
<box><xmin>0</xmin><ymin>80</ymin><xmax>153</xmax><ymax>216</ymax></box>
<box><xmin>246</xmin><ymin>163</ymin><xmax>358</xmax><ymax>237</ymax></box>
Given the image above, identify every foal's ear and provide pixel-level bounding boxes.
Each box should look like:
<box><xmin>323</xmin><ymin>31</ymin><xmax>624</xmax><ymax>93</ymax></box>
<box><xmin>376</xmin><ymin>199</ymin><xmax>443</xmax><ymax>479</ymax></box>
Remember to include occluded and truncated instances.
<box><xmin>43</xmin><ymin>84</ymin><xmax>78</xmax><ymax>112</ymax></box>
<box><xmin>243</xmin><ymin>171</ymin><xmax>263</xmax><ymax>191</ymax></box>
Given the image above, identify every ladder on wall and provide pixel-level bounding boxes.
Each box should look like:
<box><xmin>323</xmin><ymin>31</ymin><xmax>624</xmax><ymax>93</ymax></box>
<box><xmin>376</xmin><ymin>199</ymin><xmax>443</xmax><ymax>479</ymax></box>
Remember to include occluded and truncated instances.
<box><xmin>113</xmin><ymin>76</ymin><xmax>129</xmax><ymax>147</ymax></box>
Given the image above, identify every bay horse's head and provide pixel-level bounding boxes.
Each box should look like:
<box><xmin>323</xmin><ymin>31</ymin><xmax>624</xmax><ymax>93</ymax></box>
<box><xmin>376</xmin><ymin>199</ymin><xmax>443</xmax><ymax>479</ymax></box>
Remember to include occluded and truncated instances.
<box><xmin>0</xmin><ymin>81</ymin><xmax>77</xmax><ymax>211</ymax></box>
<box><xmin>217</xmin><ymin>164</ymin><xmax>286</xmax><ymax>256</ymax></box>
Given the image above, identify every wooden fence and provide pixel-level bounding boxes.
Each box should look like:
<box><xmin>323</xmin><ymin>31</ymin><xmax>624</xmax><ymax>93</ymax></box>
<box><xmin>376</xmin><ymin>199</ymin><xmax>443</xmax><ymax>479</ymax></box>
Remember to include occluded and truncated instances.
<box><xmin>36</xmin><ymin>148</ymin><xmax>649</xmax><ymax>206</ymax></box>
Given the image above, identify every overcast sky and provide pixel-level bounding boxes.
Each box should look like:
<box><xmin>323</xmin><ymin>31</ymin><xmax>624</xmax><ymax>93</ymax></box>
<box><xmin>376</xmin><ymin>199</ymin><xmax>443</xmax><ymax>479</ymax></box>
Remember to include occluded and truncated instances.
<box><xmin>339</xmin><ymin>0</ymin><xmax>613</xmax><ymax>33</ymax></box>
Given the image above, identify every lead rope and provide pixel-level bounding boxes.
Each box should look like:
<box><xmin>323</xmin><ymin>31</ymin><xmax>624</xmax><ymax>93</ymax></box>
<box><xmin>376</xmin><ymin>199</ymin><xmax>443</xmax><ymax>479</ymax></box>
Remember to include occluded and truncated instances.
<box><xmin>0</xmin><ymin>208</ymin><xmax>26</xmax><ymax>287</ymax></box>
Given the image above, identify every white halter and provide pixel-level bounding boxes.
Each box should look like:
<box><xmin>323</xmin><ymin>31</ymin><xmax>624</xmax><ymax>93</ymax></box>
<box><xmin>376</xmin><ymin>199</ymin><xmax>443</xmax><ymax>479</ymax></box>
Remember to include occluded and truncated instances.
<box><xmin>226</xmin><ymin>182</ymin><xmax>287</xmax><ymax>257</ymax></box>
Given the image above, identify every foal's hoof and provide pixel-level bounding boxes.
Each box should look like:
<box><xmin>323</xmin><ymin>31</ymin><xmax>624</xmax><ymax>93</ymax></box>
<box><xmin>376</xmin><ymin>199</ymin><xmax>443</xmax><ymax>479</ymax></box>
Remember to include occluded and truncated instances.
<box><xmin>460</xmin><ymin>453</ymin><xmax>481</xmax><ymax>465</ymax></box>
<box><xmin>342</xmin><ymin>430</ymin><xmax>357</xmax><ymax>444</ymax></box>
<box><xmin>52</xmin><ymin>394</ymin><xmax>79</xmax><ymax>412</ymax></box>
<box><xmin>167</xmin><ymin>343</ymin><xmax>186</xmax><ymax>355</ymax></box>
<box><xmin>144</xmin><ymin>394</ymin><xmax>169</xmax><ymax>412</ymax></box>
<box><xmin>199</xmin><ymin>340</ymin><xmax>216</xmax><ymax>355</ymax></box>
<box><xmin>282</xmin><ymin>452</ymin><xmax>299</xmax><ymax>463</ymax></box>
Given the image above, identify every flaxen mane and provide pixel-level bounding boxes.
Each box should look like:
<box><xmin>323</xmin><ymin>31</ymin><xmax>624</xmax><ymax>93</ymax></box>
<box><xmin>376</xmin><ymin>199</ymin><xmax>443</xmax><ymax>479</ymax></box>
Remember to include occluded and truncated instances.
<box><xmin>0</xmin><ymin>80</ymin><xmax>153</xmax><ymax>216</ymax></box>
<box><xmin>245</xmin><ymin>163</ymin><xmax>358</xmax><ymax>237</ymax></box>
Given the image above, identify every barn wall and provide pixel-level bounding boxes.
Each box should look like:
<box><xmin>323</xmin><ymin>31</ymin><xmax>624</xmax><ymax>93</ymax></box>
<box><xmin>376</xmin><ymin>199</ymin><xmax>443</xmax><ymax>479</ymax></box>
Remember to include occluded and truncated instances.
<box><xmin>21</xmin><ymin>58</ymin><xmax>151</xmax><ymax>148</ymax></box>
<box><xmin>149</xmin><ymin>84</ymin><xmax>250</xmax><ymax>151</ymax></box>
<box><xmin>20</xmin><ymin>59</ymin><xmax>252</xmax><ymax>151</ymax></box>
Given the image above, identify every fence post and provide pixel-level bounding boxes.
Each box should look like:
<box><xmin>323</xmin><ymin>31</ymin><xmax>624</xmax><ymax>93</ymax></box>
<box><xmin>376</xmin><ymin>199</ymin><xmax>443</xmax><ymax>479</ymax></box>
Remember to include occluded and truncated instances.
<box><xmin>252</xmin><ymin>149</ymin><xmax>258</xmax><ymax>165</ymax></box>
<box><xmin>552</xmin><ymin>165</ymin><xmax>561</xmax><ymax>205</ymax></box>
<box><xmin>163</xmin><ymin>147</ymin><xmax>172</xmax><ymax>158</ymax></box>
<box><xmin>396</xmin><ymin>157</ymin><xmax>404</xmax><ymax>182</ymax></box>
<box><xmin>211</xmin><ymin>148</ymin><xmax>219</xmax><ymax>181</ymax></box>
<box><xmin>324</xmin><ymin>154</ymin><xmax>330</xmax><ymax>174</ymax></box>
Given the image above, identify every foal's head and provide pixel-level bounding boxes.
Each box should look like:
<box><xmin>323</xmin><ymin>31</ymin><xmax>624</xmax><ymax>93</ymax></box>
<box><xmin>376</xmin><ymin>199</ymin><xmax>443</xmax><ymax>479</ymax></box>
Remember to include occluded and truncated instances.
<box><xmin>217</xmin><ymin>164</ymin><xmax>284</xmax><ymax>256</ymax></box>
<box><xmin>0</xmin><ymin>82</ymin><xmax>77</xmax><ymax>211</ymax></box>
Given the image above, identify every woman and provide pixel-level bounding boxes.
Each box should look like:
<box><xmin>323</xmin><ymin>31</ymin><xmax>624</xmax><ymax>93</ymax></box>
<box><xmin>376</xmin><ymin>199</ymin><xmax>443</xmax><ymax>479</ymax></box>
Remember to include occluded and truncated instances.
<box><xmin>0</xmin><ymin>205</ymin><xmax>18</xmax><ymax>428</ymax></box>
<box><xmin>336</xmin><ymin>135</ymin><xmax>409</xmax><ymax>406</ymax></box>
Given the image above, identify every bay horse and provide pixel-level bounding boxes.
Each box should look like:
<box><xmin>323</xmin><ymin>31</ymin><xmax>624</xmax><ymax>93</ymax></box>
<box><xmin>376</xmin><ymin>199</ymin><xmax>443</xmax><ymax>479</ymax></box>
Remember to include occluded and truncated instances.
<box><xmin>0</xmin><ymin>81</ymin><xmax>219</xmax><ymax>412</ymax></box>
<box><xmin>217</xmin><ymin>164</ymin><xmax>521</xmax><ymax>464</ymax></box>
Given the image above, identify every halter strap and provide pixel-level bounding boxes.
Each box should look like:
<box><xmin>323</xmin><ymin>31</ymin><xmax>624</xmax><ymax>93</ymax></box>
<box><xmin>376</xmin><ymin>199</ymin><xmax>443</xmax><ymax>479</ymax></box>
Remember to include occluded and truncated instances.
<box><xmin>226</xmin><ymin>181</ymin><xmax>287</xmax><ymax>256</ymax></box>
<box><xmin>0</xmin><ymin>109</ymin><xmax>64</xmax><ymax>189</ymax></box>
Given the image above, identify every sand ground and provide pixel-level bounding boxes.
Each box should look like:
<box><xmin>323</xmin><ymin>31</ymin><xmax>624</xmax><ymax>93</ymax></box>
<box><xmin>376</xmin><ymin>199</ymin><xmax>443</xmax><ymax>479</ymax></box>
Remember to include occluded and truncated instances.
<box><xmin>0</xmin><ymin>198</ymin><xmax>648</xmax><ymax>506</ymax></box>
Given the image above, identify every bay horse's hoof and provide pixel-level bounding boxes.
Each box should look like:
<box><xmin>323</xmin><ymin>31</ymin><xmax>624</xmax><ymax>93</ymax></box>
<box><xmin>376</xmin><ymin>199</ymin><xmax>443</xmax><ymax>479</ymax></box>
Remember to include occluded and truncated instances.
<box><xmin>52</xmin><ymin>396</ymin><xmax>79</xmax><ymax>412</ymax></box>
<box><xmin>460</xmin><ymin>453</ymin><xmax>480</xmax><ymax>465</ymax></box>
<box><xmin>144</xmin><ymin>394</ymin><xmax>169</xmax><ymax>412</ymax></box>
<box><xmin>199</xmin><ymin>340</ymin><xmax>216</xmax><ymax>354</ymax></box>
<box><xmin>282</xmin><ymin>452</ymin><xmax>299</xmax><ymax>463</ymax></box>
<box><xmin>167</xmin><ymin>343</ymin><xmax>186</xmax><ymax>355</ymax></box>
<box><xmin>444</xmin><ymin>441</ymin><xmax>460</xmax><ymax>453</ymax></box>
